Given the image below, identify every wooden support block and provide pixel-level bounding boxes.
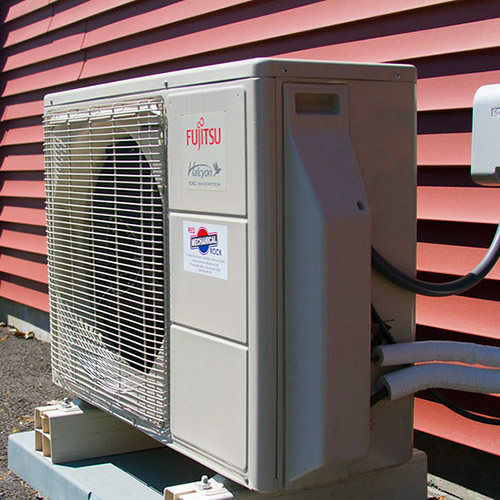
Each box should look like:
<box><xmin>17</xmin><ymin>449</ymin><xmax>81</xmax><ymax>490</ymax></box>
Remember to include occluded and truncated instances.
<box><xmin>33</xmin><ymin>401</ymin><xmax>161</xmax><ymax>463</ymax></box>
<box><xmin>34</xmin><ymin>404</ymin><xmax>59</xmax><ymax>452</ymax></box>
<box><xmin>34</xmin><ymin>405</ymin><xmax>58</xmax><ymax>430</ymax></box>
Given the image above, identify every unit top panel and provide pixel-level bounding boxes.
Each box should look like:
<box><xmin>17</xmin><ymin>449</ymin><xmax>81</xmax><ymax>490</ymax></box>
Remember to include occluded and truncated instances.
<box><xmin>45</xmin><ymin>58</ymin><xmax>416</xmax><ymax>107</ymax></box>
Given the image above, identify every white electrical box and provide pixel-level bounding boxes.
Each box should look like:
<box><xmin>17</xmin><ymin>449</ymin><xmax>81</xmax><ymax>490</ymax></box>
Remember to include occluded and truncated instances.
<box><xmin>44</xmin><ymin>58</ymin><xmax>417</xmax><ymax>492</ymax></box>
<box><xmin>472</xmin><ymin>84</ymin><xmax>500</xmax><ymax>185</ymax></box>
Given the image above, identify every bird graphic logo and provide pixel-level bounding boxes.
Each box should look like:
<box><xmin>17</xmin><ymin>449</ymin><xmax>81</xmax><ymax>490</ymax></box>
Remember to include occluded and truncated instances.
<box><xmin>212</xmin><ymin>161</ymin><xmax>222</xmax><ymax>176</ymax></box>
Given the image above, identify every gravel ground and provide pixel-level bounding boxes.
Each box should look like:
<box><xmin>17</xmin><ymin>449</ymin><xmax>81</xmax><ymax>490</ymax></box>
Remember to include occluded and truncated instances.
<box><xmin>0</xmin><ymin>327</ymin><xmax>67</xmax><ymax>499</ymax></box>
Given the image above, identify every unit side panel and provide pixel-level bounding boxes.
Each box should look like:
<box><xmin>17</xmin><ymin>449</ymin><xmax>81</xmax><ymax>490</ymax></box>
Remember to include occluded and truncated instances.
<box><xmin>348</xmin><ymin>80</ymin><xmax>417</xmax><ymax>474</ymax></box>
<box><xmin>283</xmin><ymin>82</ymin><xmax>371</xmax><ymax>488</ymax></box>
<box><xmin>245</xmin><ymin>77</ymin><xmax>280</xmax><ymax>492</ymax></box>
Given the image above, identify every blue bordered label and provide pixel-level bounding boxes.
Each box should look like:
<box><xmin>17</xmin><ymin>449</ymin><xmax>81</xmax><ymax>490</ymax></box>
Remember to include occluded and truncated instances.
<box><xmin>183</xmin><ymin>221</ymin><xmax>228</xmax><ymax>280</ymax></box>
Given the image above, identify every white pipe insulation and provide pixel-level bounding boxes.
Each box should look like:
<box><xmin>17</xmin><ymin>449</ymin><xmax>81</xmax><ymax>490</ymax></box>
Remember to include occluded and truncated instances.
<box><xmin>373</xmin><ymin>341</ymin><xmax>500</xmax><ymax>368</ymax></box>
<box><xmin>379</xmin><ymin>363</ymin><xmax>500</xmax><ymax>401</ymax></box>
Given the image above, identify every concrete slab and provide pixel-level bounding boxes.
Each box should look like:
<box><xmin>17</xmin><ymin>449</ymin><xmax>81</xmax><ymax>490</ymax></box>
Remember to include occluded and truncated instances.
<box><xmin>8</xmin><ymin>431</ymin><xmax>212</xmax><ymax>500</ymax></box>
<box><xmin>10</xmin><ymin>431</ymin><xmax>429</xmax><ymax>500</ymax></box>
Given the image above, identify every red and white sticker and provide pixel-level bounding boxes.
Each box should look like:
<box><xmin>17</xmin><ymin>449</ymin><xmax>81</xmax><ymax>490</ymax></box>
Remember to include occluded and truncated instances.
<box><xmin>183</xmin><ymin>221</ymin><xmax>228</xmax><ymax>280</ymax></box>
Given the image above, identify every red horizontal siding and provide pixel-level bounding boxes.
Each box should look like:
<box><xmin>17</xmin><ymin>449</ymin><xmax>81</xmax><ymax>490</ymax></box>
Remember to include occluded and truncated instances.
<box><xmin>3</xmin><ymin>0</ymin><xmax>136</xmax><ymax>26</ymax></box>
<box><xmin>417</xmin><ymin>133</ymin><xmax>471</xmax><ymax>166</ymax></box>
<box><xmin>80</xmin><ymin>0</ymin><xmax>456</xmax><ymax>51</ymax></box>
<box><xmin>1</xmin><ymin>0</ymin><xmax>459</xmax><ymax>70</ymax></box>
<box><xmin>48</xmin><ymin>0</ymin><xmax>135</xmax><ymax>31</ymax></box>
<box><xmin>3</xmin><ymin>13</ymin><xmax>52</xmax><ymax>47</ymax></box>
<box><xmin>3</xmin><ymin>0</ymin><xmax>51</xmax><ymax>23</ymax></box>
<box><xmin>83</xmin><ymin>5</ymin><xmax>487</xmax><ymax>79</ymax></box>
<box><xmin>0</xmin><ymin>123</ymin><xmax>43</xmax><ymax>146</ymax></box>
<box><xmin>82</xmin><ymin>0</ymin><xmax>257</xmax><ymax>50</ymax></box>
<box><xmin>2</xmin><ymin>56</ymin><xmax>84</xmax><ymax>97</ymax></box>
<box><xmin>2</xmin><ymin>0</ymin><xmax>464</xmax><ymax>81</ymax></box>
<box><xmin>1</xmin><ymin>0</ymin><xmax>257</xmax><ymax>54</ymax></box>
<box><xmin>417</xmin><ymin>242</ymin><xmax>500</xmax><ymax>281</ymax></box>
<box><xmin>280</xmin><ymin>17</ymin><xmax>500</xmax><ymax>63</ymax></box>
<box><xmin>3</xmin><ymin>27</ymin><xmax>86</xmax><ymax>72</ymax></box>
<box><xmin>415</xmin><ymin>398</ymin><xmax>500</xmax><ymax>456</ymax></box>
<box><xmin>0</xmin><ymin>205</ymin><xmax>46</xmax><ymax>226</ymax></box>
<box><xmin>418</xmin><ymin>70</ymin><xmax>500</xmax><ymax>111</ymax></box>
<box><xmin>0</xmin><ymin>228</ymin><xmax>46</xmax><ymax>255</ymax></box>
<box><xmin>417</xmin><ymin>187</ymin><xmax>499</xmax><ymax>223</ymax></box>
<box><xmin>0</xmin><ymin>149</ymin><xmax>45</xmax><ymax>171</ymax></box>
<box><xmin>1</xmin><ymin>99</ymin><xmax>44</xmax><ymax>121</ymax></box>
<box><xmin>3</xmin><ymin>0</ymin><xmax>164</xmax><ymax>49</ymax></box>
<box><xmin>0</xmin><ymin>254</ymin><xmax>47</xmax><ymax>284</ymax></box>
<box><xmin>0</xmin><ymin>179</ymin><xmax>45</xmax><ymax>198</ymax></box>
<box><xmin>0</xmin><ymin>278</ymin><xmax>49</xmax><ymax>312</ymax></box>
<box><xmin>417</xmin><ymin>295</ymin><xmax>500</xmax><ymax>340</ymax></box>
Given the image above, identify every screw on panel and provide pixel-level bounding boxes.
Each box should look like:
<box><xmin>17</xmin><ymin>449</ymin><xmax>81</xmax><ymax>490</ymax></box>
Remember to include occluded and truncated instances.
<box><xmin>61</xmin><ymin>397</ymin><xmax>72</xmax><ymax>408</ymax></box>
<box><xmin>198</xmin><ymin>475</ymin><xmax>211</xmax><ymax>490</ymax></box>
<box><xmin>394</xmin><ymin>72</ymin><xmax>401</xmax><ymax>80</ymax></box>
<box><xmin>281</xmin><ymin>67</ymin><xmax>288</xmax><ymax>74</ymax></box>
<box><xmin>357</xmin><ymin>201</ymin><xmax>365</xmax><ymax>211</ymax></box>
<box><xmin>58</xmin><ymin>397</ymin><xmax>75</xmax><ymax>412</ymax></box>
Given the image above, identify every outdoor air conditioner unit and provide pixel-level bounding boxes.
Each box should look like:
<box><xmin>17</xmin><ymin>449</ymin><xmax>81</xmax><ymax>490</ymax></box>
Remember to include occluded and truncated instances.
<box><xmin>43</xmin><ymin>58</ymin><xmax>417</xmax><ymax>493</ymax></box>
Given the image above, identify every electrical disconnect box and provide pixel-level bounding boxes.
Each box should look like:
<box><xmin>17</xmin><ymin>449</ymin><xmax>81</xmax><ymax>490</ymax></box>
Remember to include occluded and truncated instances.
<box><xmin>472</xmin><ymin>84</ymin><xmax>500</xmax><ymax>185</ymax></box>
<box><xmin>44</xmin><ymin>59</ymin><xmax>417</xmax><ymax>492</ymax></box>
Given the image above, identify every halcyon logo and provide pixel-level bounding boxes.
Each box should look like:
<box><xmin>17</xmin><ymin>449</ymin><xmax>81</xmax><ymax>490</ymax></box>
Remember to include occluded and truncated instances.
<box><xmin>190</xmin><ymin>227</ymin><xmax>218</xmax><ymax>255</ymax></box>
<box><xmin>187</xmin><ymin>161</ymin><xmax>222</xmax><ymax>180</ymax></box>
<box><xmin>186</xmin><ymin>117</ymin><xmax>222</xmax><ymax>150</ymax></box>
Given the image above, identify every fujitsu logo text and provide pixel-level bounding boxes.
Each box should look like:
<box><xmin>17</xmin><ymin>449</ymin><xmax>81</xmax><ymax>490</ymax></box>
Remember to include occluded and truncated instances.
<box><xmin>186</xmin><ymin>117</ymin><xmax>222</xmax><ymax>150</ymax></box>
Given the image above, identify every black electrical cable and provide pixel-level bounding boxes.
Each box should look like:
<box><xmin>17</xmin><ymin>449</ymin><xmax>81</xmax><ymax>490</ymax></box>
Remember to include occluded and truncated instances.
<box><xmin>371</xmin><ymin>386</ymin><xmax>389</xmax><ymax>406</ymax></box>
<box><xmin>372</xmin><ymin>222</ymin><xmax>500</xmax><ymax>296</ymax></box>
<box><xmin>370</xmin><ymin>305</ymin><xmax>500</xmax><ymax>425</ymax></box>
<box><xmin>428</xmin><ymin>389</ymin><xmax>500</xmax><ymax>426</ymax></box>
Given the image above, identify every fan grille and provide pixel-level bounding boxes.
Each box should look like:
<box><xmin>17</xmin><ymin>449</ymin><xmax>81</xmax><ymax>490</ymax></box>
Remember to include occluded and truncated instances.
<box><xmin>44</xmin><ymin>98</ymin><xmax>168</xmax><ymax>434</ymax></box>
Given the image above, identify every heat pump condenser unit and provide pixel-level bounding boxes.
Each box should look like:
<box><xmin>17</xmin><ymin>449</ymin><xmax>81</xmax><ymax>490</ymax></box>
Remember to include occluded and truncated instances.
<box><xmin>44</xmin><ymin>59</ymin><xmax>417</xmax><ymax>492</ymax></box>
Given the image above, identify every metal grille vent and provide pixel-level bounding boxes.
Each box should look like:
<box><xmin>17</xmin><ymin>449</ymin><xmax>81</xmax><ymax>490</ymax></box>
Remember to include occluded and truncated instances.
<box><xmin>44</xmin><ymin>98</ymin><xmax>168</xmax><ymax>434</ymax></box>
